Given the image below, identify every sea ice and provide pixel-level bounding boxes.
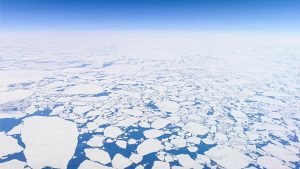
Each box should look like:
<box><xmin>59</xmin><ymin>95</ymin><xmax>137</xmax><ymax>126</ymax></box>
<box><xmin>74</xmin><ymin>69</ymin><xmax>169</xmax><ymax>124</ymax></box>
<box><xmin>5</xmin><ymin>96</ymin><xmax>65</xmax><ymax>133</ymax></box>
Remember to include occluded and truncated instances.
<box><xmin>182</xmin><ymin>122</ymin><xmax>209</xmax><ymax>135</ymax></box>
<box><xmin>205</xmin><ymin>146</ymin><xmax>251</xmax><ymax>169</ymax></box>
<box><xmin>103</xmin><ymin>126</ymin><xmax>122</xmax><ymax>138</ymax></box>
<box><xmin>0</xmin><ymin>133</ymin><xmax>23</xmax><ymax>158</ymax></box>
<box><xmin>84</xmin><ymin>148</ymin><xmax>111</xmax><ymax>165</ymax></box>
<box><xmin>63</xmin><ymin>84</ymin><xmax>103</xmax><ymax>95</ymax></box>
<box><xmin>112</xmin><ymin>153</ymin><xmax>132</xmax><ymax>168</ymax></box>
<box><xmin>0</xmin><ymin>90</ymin><xmax>33</xmax><ymax>104</ymax></box>
<box><xmin>143</xmin><ymin>129</ymin><xmax>164</xmax><ymax>138</ymax></box>
<box><xmin>152</xmin><ymin>161</ymin><xmax>170</xmax><ymax>169</ymax></box>
<box><xmin>21</xmin><ymin>116</ymin><xmax>78</xmax><ymax>169</ymax></box>
<box><xmin>137</xmin><ymin>139</ymin><xmax>163</xmax><ymax>156</ymax></box>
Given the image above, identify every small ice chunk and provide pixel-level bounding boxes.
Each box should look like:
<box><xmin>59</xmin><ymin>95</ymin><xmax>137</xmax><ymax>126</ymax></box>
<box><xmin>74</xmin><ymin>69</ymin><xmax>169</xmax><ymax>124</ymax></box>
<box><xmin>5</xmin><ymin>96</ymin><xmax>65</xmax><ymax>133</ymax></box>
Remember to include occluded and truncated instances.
<box><xmin>205</xmin><ymin>146</ymin><xmax>251</xmax><ymax>169</ymax></box>
<box><xmin>112</xmin><ymin>154</ymin><xmax>132</xmax><ymax>168</ymax></box>
<box><xmin>116</xmin><ymin>140</ymin><xmax>127</xmax><ymax>149</ymax></box>
<box><xmin>257</xmin><ymin>156</ymin><xmax>286</xmax><ymax>169</ymax></box>
<box><xmin>130</xmin><ymin>153</ymin><xmax>143</xmax><ymax>164</ymax></box>
<box><xmin>152</xmin><ymin>161</ymin><xmax>170</xmax><ymax>169</ymax></box>
<box><xmin>104</xmin><ymin>126</ymin><xmax>122</xmax><ymax>138</ymax></box>
<box><xmin>182</xmin><ymin>122</ymin><xmax>208</xmax><ymax>135</ymax></box>
<box><xmin>143</xmin><ymin>129</ymin><xmax>164</xmax><ymax>138</ymax></box>
<box><xmin>0</xmin><ymin>133</ymin><xmax>23</xmax><ymax>158</ymax></box>
<box><xmin>137</xmin><ymin>139</ymin><xmax>163</xmax><ymax>155</ymax></box>
<box><xmin>86</xmin><ymin>135</ymin><xmax>105</xmax><ymax>147</ymax></box>
<box><xmin>85</xmin><ymin>148</ymin><xmax>111</xmax><ymax>165</ymax></box>
<box><xmin>177</xmin><ymin>154</ymin><xmax>203</xmax><ymax>169</ymax></box>
<box><xmin>78</xmin><ymin>160</ymin><xmax>113</xmax><ymax>169</ymax></box>
<box><xmin>128</xmin><ymin>139</ymin><xmax>137</xmax><ymax>145</ymax></box>
<box><xmin>151</xmin><ymin>118</ymin><xmax>170</xmax><ymax>129</ymax></box>
<box><xmin>0</xmin><ymin>159</ymin><xmax>26</xmax><ymax>169</ymax></box>
<box><xmin>21</xmin><ymin>116</ymin><xmax>78</xmax><ymax>169</ymax></box>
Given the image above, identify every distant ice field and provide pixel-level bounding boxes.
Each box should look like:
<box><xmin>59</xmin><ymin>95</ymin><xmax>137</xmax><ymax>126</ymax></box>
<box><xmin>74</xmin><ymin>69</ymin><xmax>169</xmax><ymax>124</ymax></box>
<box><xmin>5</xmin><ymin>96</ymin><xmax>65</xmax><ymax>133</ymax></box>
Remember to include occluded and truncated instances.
<box><xmin>0</xmin><ymin>32</ymin><xmax>299</xmax><ymax>169</ymax></box>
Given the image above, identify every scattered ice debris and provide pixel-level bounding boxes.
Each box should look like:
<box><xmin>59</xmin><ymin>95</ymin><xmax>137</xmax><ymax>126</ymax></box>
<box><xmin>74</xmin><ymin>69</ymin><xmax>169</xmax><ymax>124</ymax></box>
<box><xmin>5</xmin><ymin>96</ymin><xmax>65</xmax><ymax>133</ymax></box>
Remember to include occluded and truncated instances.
<box><xmin>112</xmin><ymin>153</ymin><xmax>132</xmax><ymax>168</ymax></box>
<box><xmin>0</xmin><ymin>133</ymin><xmax>23</xmax><ymax>158</ymax></box>
<box><xmin>103</xmin><ymin>126</ymin><xmax>122</xmax><ymax>138</ymax></box>
<box><xmin>0</xmin><ymin>90</ymin><xmax>33</xmax><ymax>104</ymax></box>
<box><xmin>84</xmin><ymin>148</ymin><xmax>111</xmax><ymax>165</ymax></box>
<box><xmin>182</xmin><ymin>122</ymin><xmax>209</xmax><ymax>135</ymax></box>
<box><xmin>137</xmin><ymin>139</ymin><xmax>163</xmax><ymax>156</ymax></box>
<box><xmin>205</xmin><ymin>146</ymin><xmax>252</xmax><ymax>169</ymax></box>
<box><xmin>21</xmin><ymin>116</ymin><xmax>78</xmax><ymax>169</ymax></box>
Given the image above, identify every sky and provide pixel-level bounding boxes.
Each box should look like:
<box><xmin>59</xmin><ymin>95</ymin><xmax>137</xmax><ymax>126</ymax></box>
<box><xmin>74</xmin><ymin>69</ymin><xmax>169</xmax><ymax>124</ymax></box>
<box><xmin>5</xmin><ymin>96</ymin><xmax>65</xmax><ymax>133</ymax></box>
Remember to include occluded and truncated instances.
<box><xmin>0</xmin><ymin>0</ymin><xmax>300</xmax><ymax>32</ymax></box>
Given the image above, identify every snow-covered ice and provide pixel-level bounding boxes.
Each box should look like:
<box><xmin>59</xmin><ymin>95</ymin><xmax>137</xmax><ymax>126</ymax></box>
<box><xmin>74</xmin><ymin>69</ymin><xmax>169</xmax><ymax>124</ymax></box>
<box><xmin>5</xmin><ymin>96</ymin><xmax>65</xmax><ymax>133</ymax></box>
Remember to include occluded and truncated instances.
<box><xmin>0</xmin><ymin>32</ymin><xmax>299</xmax><ymax>168</ymax></box>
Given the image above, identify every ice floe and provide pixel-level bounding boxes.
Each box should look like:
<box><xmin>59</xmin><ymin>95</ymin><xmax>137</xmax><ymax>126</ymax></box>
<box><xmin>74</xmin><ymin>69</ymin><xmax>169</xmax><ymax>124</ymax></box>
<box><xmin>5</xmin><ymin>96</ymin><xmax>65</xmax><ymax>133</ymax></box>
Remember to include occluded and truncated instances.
<box><xmin>0</xmin><ymin>159</ymin><xmax>26</xmax><ymax>169</ymax></box>
<box><xmin>205</xmin><ymin>146</ymin><xmax>252</xmax><ymax>169</ymax></box>
<box><xmin>112</xmin><ymin>153</ymin><xmax>132</xmax><ymax>168</ymax></box>
<box><xmin>0</xmin><ymin>90</ymin><xmax>33</xmax><ymax>104</ymax></box>
<box><xmin>137</xmin><ymin>139</ymin><xmax>163</xmax><ymax>156</ymax></box>
<box><xmin>21</xmin><ymin>116</ymin><xmax>78</xmax><ymax>169</ymax></box>
<box><xmin>84</xmin><ymin>148</ymin><xmax>111</xmax><ymax>165</ymax></box>
<box><xmin>103</xmin><ymin>126</ymin><xmax>122</xmax><ymax>138</ymax></box>
<box><xmin>182</xmin><ymin>122</ymin><xmax>209</xmax><ymax>135</ymax></box>
<box><xmin>0</xmin><ymin>133</ymin><xmax>23</xmax><ymax>158</ymax></box>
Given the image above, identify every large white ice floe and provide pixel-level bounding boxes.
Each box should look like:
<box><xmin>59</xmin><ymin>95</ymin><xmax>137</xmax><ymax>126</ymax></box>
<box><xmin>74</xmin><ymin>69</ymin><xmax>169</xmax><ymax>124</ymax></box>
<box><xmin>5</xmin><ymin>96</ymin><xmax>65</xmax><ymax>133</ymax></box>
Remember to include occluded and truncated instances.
<box><xmin>20</xmin><ymin>116</ymin><xmax>78</xmax><ymax>169</ymax></box>
<box><xmin>205</xmin><ymin>146</ymin><xmax>252</xmax><ymax>169</ymax></box>
<box><xmin>84</xmin><ymin>148</ymin><xmax>111</xmax><ymax>165</ymax></box>
<box><xmin>0</xmin><ymin>133</ymin><xmax>23</xmax><ymax>158</ymax></box>
<box><xmin>182</xmin><ymin>122</ymin><xmax>209</xmax><ymax>135</ymax></box>
<box><xmin>103</xmin><ymin>126</ymin><xmax>122</xmax><ymax>138</ymax></box>
<box><xmin>137</xmin><ymin>139</ymin><xmax>163</xmax><ymax>156</ymax></box>
<box><xmin>63</xmin><ymin>84</ymin><xmax>103</xmax><ymax>95</ymax></box>
<box><xmin>0</xmin><ymin>90</ymin><xmax>33</xmax><ymax>104</ymax></box>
